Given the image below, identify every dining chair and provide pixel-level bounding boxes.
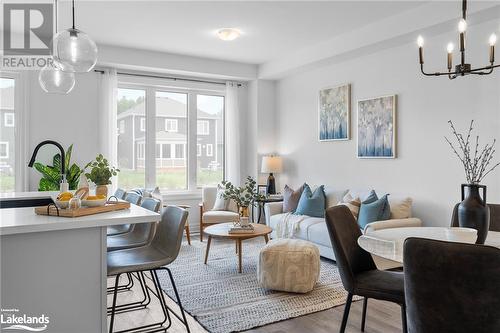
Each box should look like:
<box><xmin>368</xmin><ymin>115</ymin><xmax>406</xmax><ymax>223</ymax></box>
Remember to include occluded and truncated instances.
<box><xmin>108</xmin><ymin>205</ymin><xmax>190</xmax><ymax>333</ymax></box>
<box><xmin>106</xmin><ymin>197</ymin><xmax>161</xmax><ymax>314</ymax></box>
<box><xmin>107</xmin><ymin>190</ymin><xmax>132</xmax><ymax>236</ymax></box>
<box><xmin>125</xmin><ymin>192</ymin><xmax>142</xmax><ymax>206</ymax></box>
<box><xmin>325</xmin><ymin>205</ymin><xmax>407</xmax><ymax>333</ymax></box>
<box><xmin>404</xmin><ymin>237</ymin><xmax>500</xmax><ymax>333</ymax></box>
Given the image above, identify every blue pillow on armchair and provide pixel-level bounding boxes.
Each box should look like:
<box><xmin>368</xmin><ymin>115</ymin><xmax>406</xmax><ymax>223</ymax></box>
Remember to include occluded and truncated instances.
<box><xmin>357</xmin><ymin>193</ymin><xmax>391</xmax><ymax>229</ymax></box>
<box><xmin>295</xmin><ymin>184</ymin><xmax>326</xmax><ymax>218</ymax></box>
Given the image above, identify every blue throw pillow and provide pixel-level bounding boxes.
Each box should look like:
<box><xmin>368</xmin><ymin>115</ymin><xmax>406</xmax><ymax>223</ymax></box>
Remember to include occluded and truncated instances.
<box><xmin>295</xmin><ymin>184</ymin><xmax>326</xmax><ymax>218</ymax></box>
<box><xmin>363</xmin><ymin>190</ymin><xmax>378</xmax><ymax>204</ymax></box>
<box><xmin>357</xmin><ymin>194</ymin><xmax>391</xmax><ymax>229</ymax></box>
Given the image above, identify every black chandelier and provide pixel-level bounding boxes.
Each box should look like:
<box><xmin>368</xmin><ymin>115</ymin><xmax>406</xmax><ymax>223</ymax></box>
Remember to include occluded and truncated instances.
<box><xmin>417</xmin><ymin>0</ymin><xmax>499</xmax><ymax>79</ymax></box>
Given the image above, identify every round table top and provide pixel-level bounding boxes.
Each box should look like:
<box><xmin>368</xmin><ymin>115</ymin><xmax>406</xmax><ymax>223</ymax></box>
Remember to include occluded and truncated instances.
<box><xmin>358</xmin><ymin>227</ymin><xmax>478</xmax><ymax>263</ymax></box>
<box><xmin>204</xmin><ymin>223</ymin><xmax>272</xmax><ymax>239</ymax></box>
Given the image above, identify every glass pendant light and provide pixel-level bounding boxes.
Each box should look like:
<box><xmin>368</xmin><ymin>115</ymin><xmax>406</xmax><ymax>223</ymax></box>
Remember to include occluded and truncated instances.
<box><xmin>38</xmin><ymin>0</ymin><xmax>75</xmax><ymax>94</ymax></box>
<box><xmin>53</xmin><ymin>0</ymin><xmax>97</xmax><ymax>72</ymax></box>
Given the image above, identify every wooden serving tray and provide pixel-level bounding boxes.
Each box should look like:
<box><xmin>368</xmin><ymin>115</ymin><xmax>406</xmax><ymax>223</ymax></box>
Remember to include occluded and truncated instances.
<box><xmin>35</xmin><ymin>201</ymin><xmax>131</xmax><ymax>217</ymax></box>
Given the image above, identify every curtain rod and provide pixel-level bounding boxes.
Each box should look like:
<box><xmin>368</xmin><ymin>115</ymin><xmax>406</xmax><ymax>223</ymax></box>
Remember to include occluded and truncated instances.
<box><xmin>94</xmin><ymin>70</ymin><xmax>242</xmax><ymax>86</ymax></box>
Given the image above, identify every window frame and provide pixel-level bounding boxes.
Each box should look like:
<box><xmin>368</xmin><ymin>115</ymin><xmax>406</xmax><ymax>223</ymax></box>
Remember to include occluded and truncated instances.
<box><xmin>165</xmin><ymin>118</ymin><xmax>178</xmax><ymax>132</ymax></box>
<box><xmin>4</xmin><ymin>113</ymin><xmax>14</xmax><ymax>127</ymax></box>
<box><xmin>117</xmin><ymin>77</ymin><xmax>225</xmax><ymax>195</ymax></box>
<box><xmin>0</xmin><ymin>142</ymin><xmax>9</xmax><ymax>158</ymax></box>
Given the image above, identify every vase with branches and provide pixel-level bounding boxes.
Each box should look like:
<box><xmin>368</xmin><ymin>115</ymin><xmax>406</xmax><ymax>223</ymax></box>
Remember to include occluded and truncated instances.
<box><xmin>445</xmin><ymin>120</ymin><xmax>498</xmax><ymax>244</ymax></box>
<box><xmin>221</xmin><ymin>176</ymin><xmax>265</xmax><ymax>218</ymax></box>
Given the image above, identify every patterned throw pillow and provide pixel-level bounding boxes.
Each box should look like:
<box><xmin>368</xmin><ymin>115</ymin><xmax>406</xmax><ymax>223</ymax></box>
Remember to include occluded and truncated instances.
<box><xmin>212</xmin><ymin>186</ymin><xmax>229</xmax><ymax>211</ymax></box>
<box><xmin>338</xmin><ymin>193</ymin><xmax>361</xmax><ymax>219</ymax></box>
<box><xmin>283</xmin><ymin>184</ymin><xmax>305</xmax><ymax>213</ymax></box>
<box><xmin>295</xmin><ymin>184</ymin><xmax>326</xmax><ymax>218</ymax></box>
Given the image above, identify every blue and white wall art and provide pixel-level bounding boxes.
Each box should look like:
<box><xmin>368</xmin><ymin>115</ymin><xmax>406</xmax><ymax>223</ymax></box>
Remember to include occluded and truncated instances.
<box><xmin>319</xmin><ymin>84</ymin><xmax>350</xmax><ymax>141</ymax></box>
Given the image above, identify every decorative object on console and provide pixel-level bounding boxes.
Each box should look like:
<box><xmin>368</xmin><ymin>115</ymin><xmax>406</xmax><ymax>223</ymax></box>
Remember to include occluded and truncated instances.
<box><xmin>221</xmin><ymin>176</ymin><xmax>265</xmax><ymax>220</ymax></box>
<box><xmin>283</xmin><ymin>184</ymin><xmax>305</xmax><ymax>213</ymax></box>
<box><xmin>261</xmin><ymin>155</ymin><xmax>283</xmax><ymax>194</ymax></box>
<box><xmin>53</xmin><ymin>0</ymin><xmax>98</xmax><ymax>72</ymax></box>
<box><xmin>257</xmin><ymin>184</ymin><xmax>268</xmax><ymax>197</ymax></box>
<box><xmin>357</xmin><ymin>193</ymin><xmax>391</xmax><ymax>229</ymax></box>
<box><xmin>416</xmin><ymin>0</ymin><xmax>500</xmax><ymax>79</ymax></box>
<box><xmin>357</xmin><ymin>95</ymin><xmax>396</xmax><ymax>158</ymax></box>
<box><xmin>319</xmin><ymin>83</ymin><xmax>350</xmax><ymax>141</ymax></box>
<box><xmin>295</xmin><ymin>184</ymin><xmax>326</xmax><ymax>218</ymax></box>
<box><xmin>446</xmin><ymin>120</ymin><xmax>499</xmax><ymax>244</ymax></box>
<box><xmin>84</xmin><ymin>154</ymin><xmax>120</xmax><ymax>198</ymax></box>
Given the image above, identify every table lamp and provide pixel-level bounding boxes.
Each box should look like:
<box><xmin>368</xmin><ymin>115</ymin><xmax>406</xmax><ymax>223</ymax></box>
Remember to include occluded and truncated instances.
<box><xmin>261</xmin><ymin>155</ymin><xmax>283</xmax><ymax>195</ymax></box>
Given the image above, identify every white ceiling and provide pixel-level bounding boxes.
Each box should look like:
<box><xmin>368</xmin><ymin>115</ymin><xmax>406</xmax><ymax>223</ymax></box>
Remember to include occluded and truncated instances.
<box><xmin>56</xmin><ymin>1</ymin><xmax>425</xmax><ymax>65</ymax></box>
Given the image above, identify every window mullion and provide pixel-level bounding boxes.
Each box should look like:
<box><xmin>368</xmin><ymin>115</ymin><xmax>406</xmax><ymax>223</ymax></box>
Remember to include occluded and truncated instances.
<box><xmin>145</xmin><ymin>88</ymin><xmax>156</xmax><ymax>188</ymax></box>
<box><xmin>187</xmin><ymin>92</ymin><xmax>197</xmax><ymax>191</ymax></box>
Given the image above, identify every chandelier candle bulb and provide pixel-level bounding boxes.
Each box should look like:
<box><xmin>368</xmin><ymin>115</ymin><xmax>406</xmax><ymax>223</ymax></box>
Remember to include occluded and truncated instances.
<box><xmin>447</xmin><ymin>43</ymin><xmax>454</xmax><ymax>70</ymax></box>
<box><xmin>417</xmin><ymin>36</ymin><xmax>424</xmax><ymax>64</ymax></box>
<box><xmin>489</xmin><ymin>34</ymin><xmax>497</xmax><ymax>63</ymax></box>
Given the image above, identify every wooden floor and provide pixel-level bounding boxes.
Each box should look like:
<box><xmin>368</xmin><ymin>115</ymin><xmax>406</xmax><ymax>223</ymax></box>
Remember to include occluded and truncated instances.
<box><xmin>108</xmin><ymin>237</ymin><xmax>404</xmax><ymax>333</ymax></box>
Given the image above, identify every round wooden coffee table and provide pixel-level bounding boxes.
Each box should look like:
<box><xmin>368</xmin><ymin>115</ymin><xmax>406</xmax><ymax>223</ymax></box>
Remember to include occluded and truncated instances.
<box><xmin>203</xmin><ymin>223</ymin><xmax>272</xmax><ymax>273</ymax></box>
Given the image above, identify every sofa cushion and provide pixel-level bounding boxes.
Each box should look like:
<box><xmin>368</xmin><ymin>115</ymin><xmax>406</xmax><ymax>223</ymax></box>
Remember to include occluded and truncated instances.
<box><xmin>295</xmin><ymin>184</ymin><xmax>326</xmax><ymax>218</ymax></box>
<box><xmin>269</xmin><ymin>214</ymin><xmax>324</xmax><ymax>241</ymax></box>
<box><xmin>358</xmin><ymin>194</ymin><xmax>391</xmax><ymax>229</ymax></box>
<box><xmin>202</xmin><ymin>210</ymin><xmax>239</xmax><ymax>224</ymax></box>
<box><xmin>389</xmin><ymin>197</ymin><xmax>413</xmax><ymax>219</ymax></box>
<box><xmin>324</xmin><ymin>187</ymin><xmax>349</xmax><ymax>208</ymax></box>
<box><xmin>307</xmin><ymin>222</ymin><xmax>333</xmax><ymax>248</ymax></box>
<box><xmin>283</xmin><ymin>184</ymin><xmax>305</xmax><ymax>213</ymax></box>
<box><xmin>338</xmin><ymin>192</ymin><xmax>361</xmax><ymax>219</ymax></box>
<box><xmin>212</xmin><ymin>186</ymin><xmax>229</xmax><ymax>211</ymax></box>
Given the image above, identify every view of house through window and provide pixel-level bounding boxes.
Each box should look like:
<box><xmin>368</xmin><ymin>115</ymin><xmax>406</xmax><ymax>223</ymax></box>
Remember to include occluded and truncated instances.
<box><xmin>117</xmin><ymin>88</ymin><xmax>146</xmax><ymax>189</ymax></box>
<box><xmin>0</xmin><ymin>77</ymin><xmax>15</xmax><ymax>193</ymax></box>
<box><xmin>117</xmin><ymin>82</ymin><xmax>225</xmax><ymax>192</ymax></box>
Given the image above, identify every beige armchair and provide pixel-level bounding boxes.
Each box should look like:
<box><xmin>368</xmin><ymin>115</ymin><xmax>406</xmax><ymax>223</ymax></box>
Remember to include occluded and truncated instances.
<box><xmin>199</xmin><ymin>187</ymin><xmax>239</xmax><ymax>241</ymax></box>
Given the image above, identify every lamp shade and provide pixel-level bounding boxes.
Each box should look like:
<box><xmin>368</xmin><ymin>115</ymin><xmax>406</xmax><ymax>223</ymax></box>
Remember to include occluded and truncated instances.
<box><xmin>261</xmin><ymin>156</ymin><xmax>283</xmax><ymax>174</ymax></box>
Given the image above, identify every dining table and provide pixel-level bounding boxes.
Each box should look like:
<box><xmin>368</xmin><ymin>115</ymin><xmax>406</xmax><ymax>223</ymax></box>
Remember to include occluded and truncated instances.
<box><xmin>357</xmin><ymin>227</ymin><xmax>480</xmax><ymax>263</ymax></box>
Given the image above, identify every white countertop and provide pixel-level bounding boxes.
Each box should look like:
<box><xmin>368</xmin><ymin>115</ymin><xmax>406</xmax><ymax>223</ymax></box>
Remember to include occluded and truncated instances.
<box><xmin>0</xmin><ymin>204</ymin><xmax>160</xmax><ymax>236</ymax></box>
<box><xmin>0</xmin><ymin>191</ymin><xmax>58</xmax><ymax>200</ymax></box>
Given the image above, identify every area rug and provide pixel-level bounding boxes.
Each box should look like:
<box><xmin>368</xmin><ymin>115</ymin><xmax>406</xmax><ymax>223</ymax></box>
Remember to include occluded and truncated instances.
<box><xmin>157</xmin><ymin>237</ymin><xmax>352</xmax><ymax>333</ymax></box>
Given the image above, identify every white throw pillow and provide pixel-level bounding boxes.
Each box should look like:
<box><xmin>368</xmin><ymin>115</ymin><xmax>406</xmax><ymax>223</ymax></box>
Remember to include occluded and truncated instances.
<box><xmin>338</xmin><ymin>193</ymin><xmax>361</xmax><ymax>219</ymax></box>
<box><xmin>212</xmin><ymin>187</ymin><xmax>229</xmax><ymax>211</ymax></box>
<box><xmin>389</xmin><ymin>197</ymin><xmax>413</xmax><ymax>219</ymax></box>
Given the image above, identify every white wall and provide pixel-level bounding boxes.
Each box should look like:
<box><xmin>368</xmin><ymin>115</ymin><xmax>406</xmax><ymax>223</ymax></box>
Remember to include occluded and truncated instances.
<box><xmin>275</xmin><ymin>20</ymin><xmax>500</xmax><ymax>227</ymax></box>
<box><xmin>26</xmin><ymin>71</ymin><xmax>101</xmax><ymax>190</ymax></box>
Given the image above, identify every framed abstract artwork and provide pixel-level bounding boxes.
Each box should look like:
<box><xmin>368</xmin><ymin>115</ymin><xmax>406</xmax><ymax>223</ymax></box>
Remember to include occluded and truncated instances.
<box><xmin>318</xmin><ymin>83</ymin><xmax>350</xmax><ymax>141</ymax></box>
<box><xmin>357</xmin><ymin>95</ymin><xmax>397</xmax><ymax>158</ymax></box>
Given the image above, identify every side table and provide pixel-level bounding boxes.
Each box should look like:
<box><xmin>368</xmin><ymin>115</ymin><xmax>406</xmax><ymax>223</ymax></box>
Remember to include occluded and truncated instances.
<box><xmin>253</xmin><ymin>197</ymin><xmax>283</xmax><ymax>224</ymax></box>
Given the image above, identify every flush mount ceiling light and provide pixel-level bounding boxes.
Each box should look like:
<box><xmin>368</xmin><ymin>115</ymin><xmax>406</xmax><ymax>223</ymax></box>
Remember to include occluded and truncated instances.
<box><xmin>217</xmin><ymin>28</ymin><xmax>241</xmax><ymax>41</ymax></box>
<box><xmin>417</xmin><ymin>0</ymin><xmax>499</xmax><ymax>79</ymax></box>
<box><xmin>38</xmin><ymin>0</ymin><xmax>75</xmax><ymax>94</ymax></box>
<box><xmin>53</xmin><ymin>0</ymin><xmax>97</xmax><ymax>72</ymax></box>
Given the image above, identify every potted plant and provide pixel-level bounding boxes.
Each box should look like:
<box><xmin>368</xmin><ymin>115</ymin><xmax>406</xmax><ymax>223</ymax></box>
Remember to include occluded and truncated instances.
<box><xmin>84</xmin><ymin>154</ymin><xmax>120</xmax><ymax>197</ymax></box>
<box><xmin>446</xmin><ymin>120</ymin><xmax>500</xmax><ymax>244</ymax></box>
<box><xmin>221</xmin><ymin>176</ymin><xmax>265</xmax><ymax>220</ymax></box>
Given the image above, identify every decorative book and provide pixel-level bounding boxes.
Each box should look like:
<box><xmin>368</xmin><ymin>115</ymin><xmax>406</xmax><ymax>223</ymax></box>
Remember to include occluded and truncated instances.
<box><xmin>229</xmin><ymin>224</ymin><xmax>255</xmax><ymax>234</ymax></box>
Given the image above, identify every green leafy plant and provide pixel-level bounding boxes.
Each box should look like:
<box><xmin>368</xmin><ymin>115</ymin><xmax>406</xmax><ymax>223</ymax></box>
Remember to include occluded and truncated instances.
<box><xmin>84</xmin><ymin>154</ymin><xmax>120</xmax><ymax>186</ymax></box>
<box><xmin>221</xmin><ymin>176</ymin><xmax>265</xmax><ymax>208</ymax></box>
<box><xmin>33</xmin><ymin>144</ymin><xmax>83</xmax><ymax>191</ymax></box>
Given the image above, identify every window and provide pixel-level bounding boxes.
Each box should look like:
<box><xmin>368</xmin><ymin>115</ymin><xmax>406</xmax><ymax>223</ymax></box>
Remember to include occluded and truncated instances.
<box><xmin>119</xmin><ymin>120</ymin><xmax>125</xmax><ymax>134</ymax></box>
<box><xmin>197</xmin><ymin>95</ymin><xmax>224</xmax><ymax>187</ymax></box>
<box><xmin>206</xmin><ymin>144</ymin><xmax>213</xmax><ymax>157</ymax></box>
<box><xmin>0</xmin><ymin>142</ymin><xmax>9</xmax><ymax>158</ymax></box>
<box><xmin>140</xmin><ymin>117</ymin><xmax>146</xmax><ymax>131</ymax></box>
<box><xmin>117</xmin><ymin>78</ymin><xmax>224</xmax><ymax>193</ymax></box>
<box><xmin>117</xmin><ymin>88</ymin><xmax>146</xmax><ymax>189</ymax></box>
<box><xmin>4</xmin><ymin>113</ymin><xmax>14</xmax><ymax>127</ymax></box>
<box><xmin>197</xmin><ymin>120</ymin><xmax>209</xmax><ymax>135</ymax></box>
<box><xmin>0</xmin><ymin>77</ymin><xmax>16</xmax><ymax>193</ymax></box>
<box><xmin>165</xmin><ymin>119</ymin><xmax>178</xmax><ymax>132</ymax></box>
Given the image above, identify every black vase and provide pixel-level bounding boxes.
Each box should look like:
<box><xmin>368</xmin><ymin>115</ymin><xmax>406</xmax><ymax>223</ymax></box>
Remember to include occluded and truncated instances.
<box><xmin>458</xmin><ymin>184</ymin><xmax>490</xmax><ymax>244</ymax></box>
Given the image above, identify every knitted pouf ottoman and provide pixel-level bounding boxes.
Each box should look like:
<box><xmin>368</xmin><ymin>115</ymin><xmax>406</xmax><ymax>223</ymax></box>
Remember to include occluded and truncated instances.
<box><xmin>257</xmin><ymin>239</ymin><xmax>320</xmax><ymax>293</ymax></box>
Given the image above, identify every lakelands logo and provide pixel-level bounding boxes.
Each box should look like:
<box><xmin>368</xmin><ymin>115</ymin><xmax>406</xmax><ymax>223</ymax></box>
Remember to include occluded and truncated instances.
<box><xmin>1</xmin><ymin>308</ymin><xmax>49</xmax><ymax>332</ymax></box>
<box><xmin>1</xmin><ymin>2</ymin><xmax>55</xmax><ymax>69</ymax></box>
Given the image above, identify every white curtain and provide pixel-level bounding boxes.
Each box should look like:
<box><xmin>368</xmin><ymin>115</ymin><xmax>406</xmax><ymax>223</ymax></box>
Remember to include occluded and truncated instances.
<box><xmin>99</xmin><ymin>69</ymin><xmax>118</xmax><ymax>191</ymax></box>
<box><xmin>225</xmin><ymin>82</ymin><xmax>244</xmax><ymax>185</ymax></box>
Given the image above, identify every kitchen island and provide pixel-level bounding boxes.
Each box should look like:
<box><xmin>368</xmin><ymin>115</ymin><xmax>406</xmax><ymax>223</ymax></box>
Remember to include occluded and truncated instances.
<box><xmin>0</xmin><ymin>198</ymin><xmax>160</xmax><ymax>333</ymax></box>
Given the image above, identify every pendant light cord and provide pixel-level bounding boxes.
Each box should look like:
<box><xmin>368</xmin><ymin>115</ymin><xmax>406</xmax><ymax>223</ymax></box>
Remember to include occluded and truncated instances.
<box><xmin>72</xmin><ymin>0</ymin><xmax>75</xmax><ymax>30</ymax></box>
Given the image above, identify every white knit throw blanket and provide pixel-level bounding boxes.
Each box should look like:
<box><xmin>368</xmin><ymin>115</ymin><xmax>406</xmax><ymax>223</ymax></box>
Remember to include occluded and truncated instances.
<box><xmin>275</xmin><ymin>212</ymin><xmax>307</xmax><ymax>238</ymax></box>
